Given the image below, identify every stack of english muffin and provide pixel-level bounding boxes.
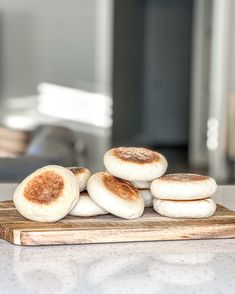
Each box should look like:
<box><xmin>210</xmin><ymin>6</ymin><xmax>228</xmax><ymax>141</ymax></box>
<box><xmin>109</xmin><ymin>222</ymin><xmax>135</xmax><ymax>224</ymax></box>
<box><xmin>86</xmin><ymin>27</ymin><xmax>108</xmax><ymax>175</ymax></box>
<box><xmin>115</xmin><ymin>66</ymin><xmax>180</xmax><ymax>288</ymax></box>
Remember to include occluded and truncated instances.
<box><xmin>151</xmin><ymin>174</ymin><xmax>217</xmax><ymax>218</ymax></box>
<box><xmin>13</xmin><ymin>147</ymin><xmax>217</xmax><ymax>222</ymax></box>
<box><xmin>87</xmin><ymin>147</ymin><xmax>167</xmax><ymax>219</ymax></box>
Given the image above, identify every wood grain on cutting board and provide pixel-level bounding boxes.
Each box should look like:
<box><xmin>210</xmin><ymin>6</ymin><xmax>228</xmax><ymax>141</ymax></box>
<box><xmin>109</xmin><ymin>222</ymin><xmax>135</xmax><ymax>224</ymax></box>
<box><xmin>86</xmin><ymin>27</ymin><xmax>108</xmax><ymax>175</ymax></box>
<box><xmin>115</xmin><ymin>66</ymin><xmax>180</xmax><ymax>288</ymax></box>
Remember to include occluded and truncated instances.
<box><xmin>0</xmin><ymin>201</ymin><xmax>235</xmax><ymax>246</ymax></box>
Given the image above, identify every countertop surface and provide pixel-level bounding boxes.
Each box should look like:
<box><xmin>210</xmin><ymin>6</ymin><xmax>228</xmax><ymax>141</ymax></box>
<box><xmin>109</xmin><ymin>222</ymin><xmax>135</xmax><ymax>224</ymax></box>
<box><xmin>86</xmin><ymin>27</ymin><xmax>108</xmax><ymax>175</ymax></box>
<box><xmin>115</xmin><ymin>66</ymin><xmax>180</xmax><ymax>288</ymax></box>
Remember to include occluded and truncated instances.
<box><xmin>0</xmin><ymin>184</ymin><xmax>235</xmax><ymax>294</ymax></box>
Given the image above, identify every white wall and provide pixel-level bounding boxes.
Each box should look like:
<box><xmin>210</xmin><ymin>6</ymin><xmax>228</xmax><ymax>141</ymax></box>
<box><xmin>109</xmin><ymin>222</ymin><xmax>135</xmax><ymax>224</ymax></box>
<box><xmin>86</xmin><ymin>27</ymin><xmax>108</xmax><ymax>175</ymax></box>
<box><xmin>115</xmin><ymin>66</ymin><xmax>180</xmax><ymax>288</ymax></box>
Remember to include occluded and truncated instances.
<box><xmin>0</xmin><ymin>0</ymin><xmax>113</xmax><ymax>98</ymax></box>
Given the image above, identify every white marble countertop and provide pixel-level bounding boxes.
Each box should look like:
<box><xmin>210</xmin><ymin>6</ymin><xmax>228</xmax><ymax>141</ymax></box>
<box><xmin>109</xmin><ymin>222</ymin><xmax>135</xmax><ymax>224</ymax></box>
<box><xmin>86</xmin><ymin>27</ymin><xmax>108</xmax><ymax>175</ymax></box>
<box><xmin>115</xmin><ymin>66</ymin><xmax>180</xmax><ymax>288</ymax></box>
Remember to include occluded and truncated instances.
<box><xmin>0</xmin><ymin>184</ymin><xmax>235</xmax><ymax>294</ymax></box>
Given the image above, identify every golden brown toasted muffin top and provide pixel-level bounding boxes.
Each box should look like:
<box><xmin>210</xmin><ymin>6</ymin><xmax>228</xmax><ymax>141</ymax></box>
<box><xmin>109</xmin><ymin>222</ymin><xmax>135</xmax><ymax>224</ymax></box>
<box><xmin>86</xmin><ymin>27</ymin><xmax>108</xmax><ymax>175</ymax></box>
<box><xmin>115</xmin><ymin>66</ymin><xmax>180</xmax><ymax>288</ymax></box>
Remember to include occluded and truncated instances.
<box><xmin>161</xmin><ymin>173</ymin><xmax>209</xmax><ymax>182</ymax></box>
<box><xmin>102</xmin><ymin>172</ymin><xmax>139</xmax><ymax>200</ymax></box>
<box><xmin>112</xmin><ymin>147</ymin><xmax>160</xmax><ymax>164</ymax></box>
<box><xmin>68</xmin><ymin>167</ymin><xmax>88</xmax><ymax>176</ymax></box>
<box><xmin>23</xmin><ymin>171</ymin><xmax>64</xmax><ymax>204</ymax></box>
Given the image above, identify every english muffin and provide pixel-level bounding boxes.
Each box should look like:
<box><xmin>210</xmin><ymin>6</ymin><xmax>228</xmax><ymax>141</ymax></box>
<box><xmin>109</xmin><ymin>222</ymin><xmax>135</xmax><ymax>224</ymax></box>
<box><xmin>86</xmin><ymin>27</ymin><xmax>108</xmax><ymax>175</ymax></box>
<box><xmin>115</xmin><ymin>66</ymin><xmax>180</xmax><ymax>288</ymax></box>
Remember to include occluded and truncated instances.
<box><xmin>104</xmin><ymin>147</ymin><xmax>167</xmax><ymax>181</ymax></box>
<box><xmin>69</xmin><ymin>190</ymin><xmax>108</xmax><ymax>217</ymax></box>
<box><xmin>68</xmin><ymin>167</ymin><xmax>91</xmax><ymax>192</ymax></box>
<box><xmin>131</xmin><ymin>180</ymin><xmax>151</xmax><ymax>189</ymax></box>
<box><xmin>87</xmin><ymin>172</ymin><xmax>144</xmax><ymax>219</ymax></box>
<box><xmin>138</xmin><ymin>189</ymin><xmax>153</xmax><ymax>207</ymax></box>
<box><xmin>13</xmin><ymin>165</ymin><xmax>79</xmax><ymax>222</ymax></box>
<box><xmin>153</xmin><ymin>198</ymin><xmax>217</xmax><ymax>218</ymax></box>
<box><xmin>151</xmin><ymin>173</ymin><xmax>217</xmax><ymax>200</ymax></box>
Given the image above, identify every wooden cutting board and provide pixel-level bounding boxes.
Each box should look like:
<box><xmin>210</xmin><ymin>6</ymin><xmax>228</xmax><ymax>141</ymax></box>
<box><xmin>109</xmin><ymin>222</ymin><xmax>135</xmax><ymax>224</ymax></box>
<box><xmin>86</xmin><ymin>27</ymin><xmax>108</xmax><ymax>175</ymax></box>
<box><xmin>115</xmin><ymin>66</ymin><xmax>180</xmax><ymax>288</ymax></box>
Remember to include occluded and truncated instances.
<box><xmin>0</xmin><ymin>201</ymin><xmax>235</xmax><ymax>246</ymax></box>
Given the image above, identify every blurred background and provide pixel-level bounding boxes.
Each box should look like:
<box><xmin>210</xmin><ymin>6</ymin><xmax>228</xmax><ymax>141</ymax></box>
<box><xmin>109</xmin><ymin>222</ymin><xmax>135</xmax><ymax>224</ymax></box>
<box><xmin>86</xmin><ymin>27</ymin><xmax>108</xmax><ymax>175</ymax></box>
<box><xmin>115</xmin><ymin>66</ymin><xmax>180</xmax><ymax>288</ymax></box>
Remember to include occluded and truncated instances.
<box><xmin>0</xmin><ymin>0</ymin><xmax>234</xmax><ymax>184</ymax></box>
